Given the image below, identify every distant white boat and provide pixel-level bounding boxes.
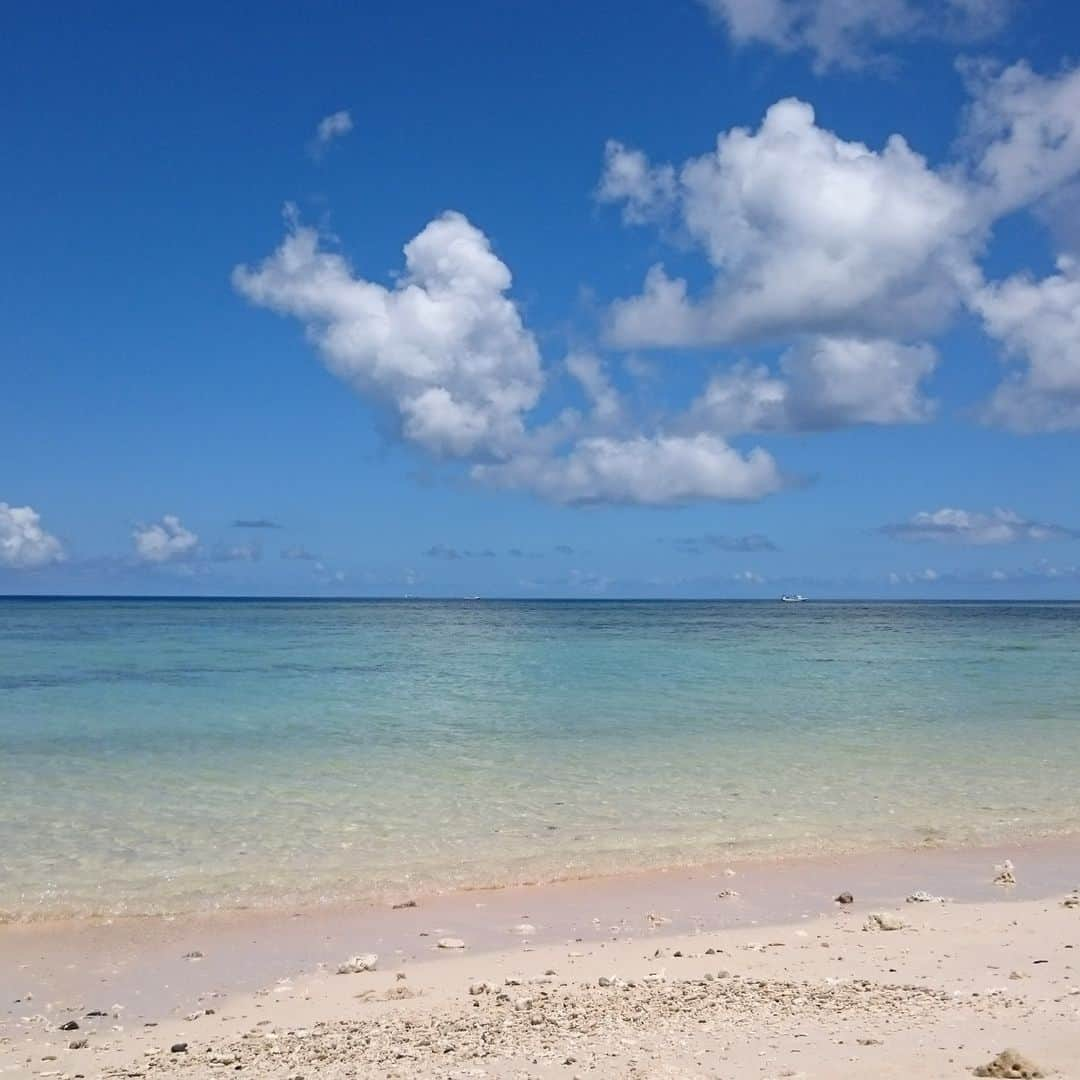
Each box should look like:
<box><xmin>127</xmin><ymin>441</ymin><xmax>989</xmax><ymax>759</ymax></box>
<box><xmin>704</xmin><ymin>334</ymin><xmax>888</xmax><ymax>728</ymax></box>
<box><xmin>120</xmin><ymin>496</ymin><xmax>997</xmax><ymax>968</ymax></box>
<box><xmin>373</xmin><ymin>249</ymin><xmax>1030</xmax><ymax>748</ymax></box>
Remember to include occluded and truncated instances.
<box><xmin>780</xmin><ymin>594</ymin><xmax>807</xmax><ymax>603</ymax></box>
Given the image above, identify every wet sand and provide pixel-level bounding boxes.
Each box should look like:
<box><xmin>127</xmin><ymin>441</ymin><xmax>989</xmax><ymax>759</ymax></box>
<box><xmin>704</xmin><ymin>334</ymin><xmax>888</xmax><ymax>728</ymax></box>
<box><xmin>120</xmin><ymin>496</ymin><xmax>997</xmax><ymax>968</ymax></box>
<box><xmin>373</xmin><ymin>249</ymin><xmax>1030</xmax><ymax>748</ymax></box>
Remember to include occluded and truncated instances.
<box><xmin>3</xmin><ymin>839</ymin><xmax>1079</xmax><ymax>1078</ymax></box>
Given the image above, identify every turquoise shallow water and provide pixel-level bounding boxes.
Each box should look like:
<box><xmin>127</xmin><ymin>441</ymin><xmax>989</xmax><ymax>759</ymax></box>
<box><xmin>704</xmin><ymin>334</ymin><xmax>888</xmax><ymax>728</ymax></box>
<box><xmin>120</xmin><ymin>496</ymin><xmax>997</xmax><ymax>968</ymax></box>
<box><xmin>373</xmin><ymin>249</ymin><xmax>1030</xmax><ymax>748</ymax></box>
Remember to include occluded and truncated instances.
<box><xmin>2</xmin><ymin>598</ymin><xmax>1079</xmax><ymax>920</ymax></box>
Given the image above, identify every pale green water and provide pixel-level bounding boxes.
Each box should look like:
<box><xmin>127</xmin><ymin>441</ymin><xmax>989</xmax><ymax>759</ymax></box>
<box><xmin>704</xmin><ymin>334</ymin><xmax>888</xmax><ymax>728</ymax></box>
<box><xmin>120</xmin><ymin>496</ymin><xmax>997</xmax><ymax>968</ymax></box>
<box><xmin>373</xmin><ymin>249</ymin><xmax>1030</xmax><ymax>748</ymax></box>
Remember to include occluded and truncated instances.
<box><xmin>1</xmin><ymin>598</ymin><xmax>1078</xmax><ymax>920</ymax></box>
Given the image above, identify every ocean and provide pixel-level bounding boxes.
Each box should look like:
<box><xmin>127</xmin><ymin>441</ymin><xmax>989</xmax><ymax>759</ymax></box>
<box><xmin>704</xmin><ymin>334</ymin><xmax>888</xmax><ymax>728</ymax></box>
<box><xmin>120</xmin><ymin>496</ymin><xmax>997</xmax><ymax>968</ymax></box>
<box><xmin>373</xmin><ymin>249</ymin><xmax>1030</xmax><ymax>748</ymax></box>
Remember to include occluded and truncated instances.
<box><xmin>2</xmin><ymin>598</ymin><xmax>1078</xmax><ymax>921</ymax></box>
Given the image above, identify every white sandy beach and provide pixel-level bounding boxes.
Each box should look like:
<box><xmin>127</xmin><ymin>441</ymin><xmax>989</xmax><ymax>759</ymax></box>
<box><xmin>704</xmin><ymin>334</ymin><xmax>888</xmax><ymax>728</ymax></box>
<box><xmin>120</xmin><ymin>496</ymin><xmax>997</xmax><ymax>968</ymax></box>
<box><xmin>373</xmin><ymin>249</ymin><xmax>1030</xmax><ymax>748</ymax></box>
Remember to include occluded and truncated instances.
<box><xmin>3</xmin><ymin>841</ymin><xmax>1079</xmax><ymax>1079</ymax></box>
<box><xmin>9</xmin><ymin>0</ymin><xmax>1080</xmax><ymax>1073</ymax></box>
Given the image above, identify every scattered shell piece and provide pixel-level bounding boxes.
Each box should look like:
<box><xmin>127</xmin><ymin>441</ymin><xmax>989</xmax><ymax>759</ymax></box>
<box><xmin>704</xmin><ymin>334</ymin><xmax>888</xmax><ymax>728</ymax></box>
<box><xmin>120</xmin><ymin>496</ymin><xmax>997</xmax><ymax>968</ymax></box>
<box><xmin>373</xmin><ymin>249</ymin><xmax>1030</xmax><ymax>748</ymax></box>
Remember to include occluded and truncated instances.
<box><xmin>906</xmin><ymin>890</ymin><xmax>946</xmax><ymax>903</ymax></box>
<box><xmin>717</xmin><ymin>889</ymin><xmax>739</xmax><ymax>899</ymax></box>
<box><xmin>437</xmin><ymin>937</ymin><xmax>466</xmax><ymax>949</ymax></box>
<box><xmin>511</xmin><ymin>923</ymin><xmax>536</xmax><ymax>936</ymax></box>
<box><xmin>468</xmin><ymin>981</ymin><xmax>496</xmax><ymax>996</ymax></box>
<box><xmin>646</xmin><ymin>912</ymin><xmax>671</xmax><ymax>926</ymax></box>
<box><xmin>336</xmin><ymin>954</ymin><xmax>378</xmax><ymax>975</ymax></box>
<box><xmin>973</xmin><ymin>1047</ymin><xmax>1045</xmax><ymax>1078</ymax></box>
<box><xmin>864</xmin><ymin>912</ymin><xmax>906</xmax><ymax>932</ymax></box>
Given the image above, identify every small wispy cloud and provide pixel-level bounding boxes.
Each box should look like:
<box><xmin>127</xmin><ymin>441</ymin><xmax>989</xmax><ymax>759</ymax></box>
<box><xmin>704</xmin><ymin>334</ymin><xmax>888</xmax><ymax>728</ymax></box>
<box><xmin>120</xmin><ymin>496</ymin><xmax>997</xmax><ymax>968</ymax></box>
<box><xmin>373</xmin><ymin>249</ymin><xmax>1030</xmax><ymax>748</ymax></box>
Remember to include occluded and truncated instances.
<box><xmin>518</xmin><ymin>568</ymin><xmax>613</xmax><ymax>593</ymax></box>
<box><xmin>887</xmin><ymin>568</ymin><xmax>941</xmax><ymax>584</ymax></box>
<box><xmin>281</xmin><ymin>544</ymin><xmax>319</xmax><ymax>561</ymax></box>
<box><xmin>279</xmin><ymin>544</ymin><xmax>344</xmax><ymax>584</ymax></box>
<box><xmin>312</xmin><ymin>560</ymin><xmax>346</xmax><ymax>585</ymax></box>
<box><xmin>425</xmin><ymin>544</ymin><xmax>460</xmax><ymax>561</ymax></box>
<box><xmin>309</xmin><ymin>109</ymin><xmax>353</xmax><ymax>159</ymax></box>
<box><xmin>731</xmin><ymin>569</ymin><xmax>765</xmax><ymax>584</ymax></box>
<box><xmin>881</xmin><ymin>508</ymin><xmax>1078</xmax><ymax>546</ymax></box>
<box><xmin>666</xmin><ymin>533</ymin><xmax>778</xmax><ymax>555</ymax></box>
<box><xmin>233</xmin><ymin>518</ymin><xmax>281</xmax><ymax>529</ymax></box>
<box><xmin>212</xmin><ymin>541</ymin><xmax>262</xmax><ymax>563</ymax></box>
<box><xmin>425</xmin><ymin>544</ymin><xmax>496</xmax><ymax>561</ymax></box>
<box><xmin>888</xmin><ymin>561</ymin><xmax>1080</xmax><ymax>585</ymax></box>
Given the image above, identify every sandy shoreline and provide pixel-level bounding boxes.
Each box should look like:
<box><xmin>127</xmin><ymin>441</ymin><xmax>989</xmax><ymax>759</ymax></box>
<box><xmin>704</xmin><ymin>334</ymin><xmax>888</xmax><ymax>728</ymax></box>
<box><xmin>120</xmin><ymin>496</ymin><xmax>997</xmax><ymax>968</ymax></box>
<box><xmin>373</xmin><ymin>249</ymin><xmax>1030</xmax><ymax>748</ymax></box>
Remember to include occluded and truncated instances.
<box><xmin>3</xmin><ymin>839</ymin><xmax>1079</xmax><ymax>1078</ymax></box>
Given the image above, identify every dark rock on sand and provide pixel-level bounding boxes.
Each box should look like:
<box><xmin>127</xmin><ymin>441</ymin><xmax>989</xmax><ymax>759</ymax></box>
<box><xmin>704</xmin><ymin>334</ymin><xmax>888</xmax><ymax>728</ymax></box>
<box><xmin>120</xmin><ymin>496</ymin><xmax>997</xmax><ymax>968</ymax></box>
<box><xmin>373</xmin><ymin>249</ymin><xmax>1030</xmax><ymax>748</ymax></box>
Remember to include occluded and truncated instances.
<box><xmin>973</xmin><ymin>1048</ymin><xmax>1045</xmax><ymax>1078</ymax></box>
<box><xmin>170</xmin><ymin>1042</ymin><xmax>189</xmax><ymax>1053</ymax></box>
<box><xmin>836</xmin><ymin>892</ymin><xmax>854</xmax><ymax>904</ymax></box>
<box><xmin>992</xmin><ymin>860</ymin><xmax>1017</xmax><ymax>887</ymax></box>
<box><xmin>59</xmin><ymin>1020</ymin><xmax>79</xmax><ymax>1031</ymax></box>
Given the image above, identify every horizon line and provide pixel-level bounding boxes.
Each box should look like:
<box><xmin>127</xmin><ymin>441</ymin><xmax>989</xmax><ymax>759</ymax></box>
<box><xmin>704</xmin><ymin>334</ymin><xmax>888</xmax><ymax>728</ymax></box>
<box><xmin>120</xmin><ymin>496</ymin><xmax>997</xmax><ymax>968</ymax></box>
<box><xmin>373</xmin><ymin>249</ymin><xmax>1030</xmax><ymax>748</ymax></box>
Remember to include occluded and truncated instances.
<box><xmin>2</xmin><ymin>594</ymin><xmax>1078</xmax><ymax>604</ymax></box>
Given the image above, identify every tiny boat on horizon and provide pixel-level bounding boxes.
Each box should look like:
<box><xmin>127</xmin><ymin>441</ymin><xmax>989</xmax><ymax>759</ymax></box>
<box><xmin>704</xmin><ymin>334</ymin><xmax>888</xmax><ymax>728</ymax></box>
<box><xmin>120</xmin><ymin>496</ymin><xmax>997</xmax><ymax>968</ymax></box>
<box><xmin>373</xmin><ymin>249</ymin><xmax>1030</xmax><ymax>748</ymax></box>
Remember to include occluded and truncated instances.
<box><xmin>780</xmin><ymin>594</ymin><xmax>807</xmax><ymax>603</ymax></box>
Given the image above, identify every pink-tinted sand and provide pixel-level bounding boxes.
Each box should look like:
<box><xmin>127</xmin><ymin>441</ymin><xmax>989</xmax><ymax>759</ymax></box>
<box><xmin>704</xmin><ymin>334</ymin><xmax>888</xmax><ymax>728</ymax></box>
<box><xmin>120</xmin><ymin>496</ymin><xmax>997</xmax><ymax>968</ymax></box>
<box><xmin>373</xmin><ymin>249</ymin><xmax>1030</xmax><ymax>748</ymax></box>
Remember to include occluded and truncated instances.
<box><xmin>3</xmin><ymin>835</ymin><xmax>1077</xmax><ymax>1042</ymax></box>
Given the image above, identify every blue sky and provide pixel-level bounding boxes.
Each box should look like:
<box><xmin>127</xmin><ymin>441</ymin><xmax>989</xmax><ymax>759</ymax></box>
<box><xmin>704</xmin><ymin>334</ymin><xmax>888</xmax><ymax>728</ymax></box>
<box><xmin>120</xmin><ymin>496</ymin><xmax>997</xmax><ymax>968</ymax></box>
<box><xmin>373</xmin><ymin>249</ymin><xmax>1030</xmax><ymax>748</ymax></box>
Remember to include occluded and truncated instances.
<box><xmin>3</xmin><ymin>0</ymin><xmax>1080</xmax><ymax>597</ymax></box>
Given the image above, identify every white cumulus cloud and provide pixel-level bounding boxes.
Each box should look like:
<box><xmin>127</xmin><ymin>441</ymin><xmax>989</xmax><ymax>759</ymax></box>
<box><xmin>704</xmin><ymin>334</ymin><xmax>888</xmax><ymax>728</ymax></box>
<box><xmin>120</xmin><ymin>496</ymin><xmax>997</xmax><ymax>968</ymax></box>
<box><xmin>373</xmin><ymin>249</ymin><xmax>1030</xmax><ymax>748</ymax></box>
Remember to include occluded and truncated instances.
<box><xmin>603</xmin><ymin>99</ymin><xmax>975</xmax><ymax>348</ymax></box>
<box><xmin>882</xmin><ymin>508</ymin><xmax>1077</xmax><ymax>545</ymax></box>
<box><xmin>597</xmin><ymin>140</ymin><xmax>676</xmax><ymax>224</ymax></box>
<box><xmin>687</xmin><ymin>337</ymin><xmax>937</xmax><ymax>433</ymax></box>
<box><xmin>0</xmin><ymin>503</ymin><xmax>66</xmax><ymax>569</ymax></box>
<box><xmin>473</xmin><ymin>433</ymin><xmax>783</xmax><ymax>506</ymax></box>
<box><xmin>133</xmin><ymin>515</ymin><xmax>199</xmax><ymax>563</ymax></box>
<box><xmin>565</xmin><ymin>350</ymin><xmax>623</xmax><ymax>424</ymax></box>
<box><xmin>962</xmin><ymin>61</ymin><xmax>1080</xmax><ymax>217</ymax></box>
<box><xmin>234</xmin><ymin>210</ymin><xmax>544</xmax><ymax>460</ymax></box>
<box><xmin>958</xmin><ymin>62</ymin><xmax>1080</xmax><ymax>430</ymax></box>
<box><xmin>972</xmin><ymin>256</ymin><xmax>1080</xmax><ymax>431</ymax></box>
<box><xmin>700</xmin><ymin>0</ymin><xmax>1013</xmax><ymax>73</ymax></box>
<box><xmin>601</xmin><ymin>62</ymin><xmax>1080</xmax><ymax>433</ymax></box>
<box><xmin>236</xmin><ymin>210</ymin><xmax>785</xmax><ymax>507</ymax></box>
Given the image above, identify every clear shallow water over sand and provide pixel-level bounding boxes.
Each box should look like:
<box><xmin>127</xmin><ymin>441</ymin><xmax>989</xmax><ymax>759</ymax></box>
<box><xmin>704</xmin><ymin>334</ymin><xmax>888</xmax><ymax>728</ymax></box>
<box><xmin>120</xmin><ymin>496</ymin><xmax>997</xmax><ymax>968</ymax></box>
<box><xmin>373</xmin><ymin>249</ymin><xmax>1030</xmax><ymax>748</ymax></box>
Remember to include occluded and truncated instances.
<box><xmin>1</xmin><ymin>598</ymin><xmax>1079</xmax><ymax>920</ymax></box>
